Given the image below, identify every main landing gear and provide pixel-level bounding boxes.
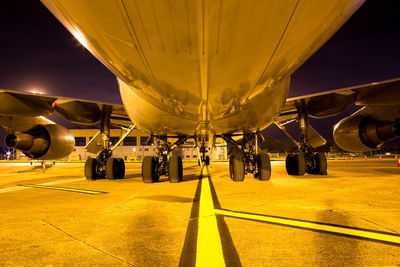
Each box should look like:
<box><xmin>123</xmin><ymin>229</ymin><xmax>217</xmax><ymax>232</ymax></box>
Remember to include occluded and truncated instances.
<box><xmin>84</xmin><ymin>105</ymin><xmax>135</xmax><ymax>180</ymax></box>
<box><xmin>276</xmin><ymin>101</ymin><xmax>328</xmax><ymax>176</ymax></box>
<box><xmin>142</xmin><ymin>136</ymin><xmax>187</xmax><ymax>183</ymax></box>
<box><xmin>221</xmin><ymin>132</ymin><xmax>271</xmax><ymax>182</ymax></box>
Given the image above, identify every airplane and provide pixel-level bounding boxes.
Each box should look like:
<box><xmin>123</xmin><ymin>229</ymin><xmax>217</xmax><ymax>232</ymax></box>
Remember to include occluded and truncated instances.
<box><xmin>2</xmin><ymin>0</ymin><xmax>400</xmax><ymax>183</ymax></box>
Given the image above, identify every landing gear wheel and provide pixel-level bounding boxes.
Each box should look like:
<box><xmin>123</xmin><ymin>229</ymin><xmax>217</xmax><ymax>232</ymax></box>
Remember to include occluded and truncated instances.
<box><xmin>306</xmin><ymin>152</ymin><xmax>327</xmax><ymax>175</ymax></box>
<box><xmin>205</xmin><ymin>156</ymin><xmax>210</xmax><ymax>166</ymax></box>
<box><xmin>286</xmin><ymin>153</ymin><xmax>306</xmax><ymax>175</ymax></box>
<box><xmin>168</xmin><ymin>155</ymin><xmax>183</xmax><ymax>183</ymax></box>
<box><xmin>256</xmin><ymin>153</ymin><xmax>271</xmax><ymax>181</ymax></box>
<box><xmin>229</xmin><ymin>152</ymin><xmax>245</xmax><ymax>182</ymax></box>
<box><xmin>85</xmin><ymin>157</ymin><xmax>98</xmax><ymax>180</ymax></box>
<box><xmin>142</xmin><ymin>157</ymin><xmax>159</xmax><ymax>183</ymax></box>
<box><xmin>105</xmin><ymin>157</ymin><xmax>125</xmax><ymax>179</ymax></box>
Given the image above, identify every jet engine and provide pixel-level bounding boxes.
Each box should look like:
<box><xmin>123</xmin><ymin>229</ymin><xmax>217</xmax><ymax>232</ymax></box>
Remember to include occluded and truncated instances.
<box><xmin>5</xmin><ymin>124</ymin><xmax>75</xmax><ymax>160</ymax></box>
<box><xmin>333</xmin><ymin>116</ymin><xmax>400</xmax><ymax>152</ymax></box>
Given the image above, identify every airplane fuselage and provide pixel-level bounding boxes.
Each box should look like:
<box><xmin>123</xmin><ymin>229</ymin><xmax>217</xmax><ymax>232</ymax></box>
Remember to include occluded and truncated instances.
<box><xmin>41</xmin><ymin>0</ymin><xmax>365</xmax><ymax>136</ymax></box>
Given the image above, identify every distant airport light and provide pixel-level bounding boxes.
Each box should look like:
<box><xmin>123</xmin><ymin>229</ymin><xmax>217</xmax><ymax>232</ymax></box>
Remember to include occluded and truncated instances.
<box><xmin>133</xmin><ymin>148</ymin><xmax>136</xmax><ymax>152</ymax></box>
<box><xmin>6</xmin><ymin>151</ymin><xmax>11</xmax><ymax>156</ymax></box>
<box><xmin>72</xmin><ymin>28</ymin><xmax>88</xmax><ymax>49</ymax></box>
<box><xmin>28</xmin><ymin>88</ymin><xmax>44</xmax><ymax>95</ymax></box>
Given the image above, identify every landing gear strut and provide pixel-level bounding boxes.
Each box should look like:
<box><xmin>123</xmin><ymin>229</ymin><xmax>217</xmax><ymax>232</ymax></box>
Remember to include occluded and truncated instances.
<box><xmin>141</xmin><ymin>136</ymin><xmax>187</xmax><ymax>183</ymax></box>
<box><xmin>221</xmin><ymin>131</ymin><xmax>271</xmax><ymax>182</ymax></box>
<box><xmin>196</xmin><ymin>134</ymin><xmax>212</xmax><ymax>166</ymax></box>
<box><xmin>277</xmin><ymin>101</ymin><xmax>327</xmax><ymax>176</ymax></box>
<box><xmin>84</xmin><ymin>105</ymin><xmax>132</xmax><ymax>180</ymax></box>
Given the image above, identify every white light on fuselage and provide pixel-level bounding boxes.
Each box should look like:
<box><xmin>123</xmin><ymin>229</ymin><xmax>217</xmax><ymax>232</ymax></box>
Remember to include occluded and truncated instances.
<box><xmin>72</xmin><ymin>28</ymin><xmax>88</xmax><ymax>49</ymax></box>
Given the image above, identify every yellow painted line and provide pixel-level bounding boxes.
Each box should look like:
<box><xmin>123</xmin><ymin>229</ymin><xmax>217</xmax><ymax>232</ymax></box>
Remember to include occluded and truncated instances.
<box><xmin>214</xmin><ymin>209</ymin><xmax>400</xmax><ymax>245</ymax></box>
<box><xmin>196</xmin><ymin>167</ymin><xmax>225</xmax><ymax>267</ymax></box>
<box><xmin>19</xmin><ymin>184</ymin><xmax>107</xmax><ymax>195</ymax></box>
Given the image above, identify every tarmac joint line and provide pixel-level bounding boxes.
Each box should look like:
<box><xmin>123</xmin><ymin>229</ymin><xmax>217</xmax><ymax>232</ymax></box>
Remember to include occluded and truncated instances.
<box><xmin>42</xmin><ymin>219</ymin><xmax>136</xmax><ymax>266</ymax></box>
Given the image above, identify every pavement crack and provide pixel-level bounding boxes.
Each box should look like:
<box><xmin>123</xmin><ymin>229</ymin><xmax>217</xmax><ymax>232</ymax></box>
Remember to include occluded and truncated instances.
<box><xmin>42</xmin><ymin>219</ymin><xmax>137</xmax><ymax>266</ymax></box>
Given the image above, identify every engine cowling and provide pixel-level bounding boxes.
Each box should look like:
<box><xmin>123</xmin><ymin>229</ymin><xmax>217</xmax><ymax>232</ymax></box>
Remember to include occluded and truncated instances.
<box><xmin>333</xmin><ymin>116</ymin><xmax>400</xmax><ymax>152</ymax></box>
<box><xmin>5</xmin><ymin>124</ymin><xmax>75</xmax><ymax>160</ymax></box>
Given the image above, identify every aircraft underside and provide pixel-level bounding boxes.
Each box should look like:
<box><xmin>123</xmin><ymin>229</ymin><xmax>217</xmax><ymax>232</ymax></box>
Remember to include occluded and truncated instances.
<box><xmin>4</xmin><ymin>0</ymin><xmax>374</xmax><ymax>182</ymax></box>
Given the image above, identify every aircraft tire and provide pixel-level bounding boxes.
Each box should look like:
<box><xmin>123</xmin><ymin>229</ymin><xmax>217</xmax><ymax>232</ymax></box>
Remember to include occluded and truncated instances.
<box><xmin>106</xmin><ymin>157</ymin><xmax>125</xmax><ymax>179</ymax></box>
<box><xmin>142</xmin><ymin>156</ymin><xmax>159</xmax><ymax>183</ymax></box>
<box><xmin>168</xmin><ymin>155</ymin><xmax>183</xmax><ymax>183</ymax></box>
<box><xmin>257</xmin><ymin>153</ymin><xmax>271</xmax><ymax>181</ymax></box>
<box><xmin>306</xmin><ymin>152</ymin><xmax>327</xmax><ymax>175</ymax></box>
<box><xmin>205</xmin><ymin>156</ymin><xmax>210</xmax><ymax>166</ymax></box>
<box><xmin>286</xmin><ymin>153</ymin><xmax>306</xmax><ymax>175</ymax></box>
<box><xmin>229</xmin><ymin>152</ymin><xmax>245</xmax><ymax>182</ymax></box>
<box><xmin>85</xmin><ymin>157</ymin><xmax>98</xmax><ymax>180</ymax></box>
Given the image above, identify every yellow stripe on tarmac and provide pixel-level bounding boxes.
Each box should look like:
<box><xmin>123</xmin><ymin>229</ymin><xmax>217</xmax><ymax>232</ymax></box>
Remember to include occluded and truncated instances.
<box><xmin>214</xmin><ymin>209</ymin><xmax>400</xmax><ymax>245</ymax></box>
<box><xmin>196</xmin><ymin>167</ymin><xmax>225</xmax><ymax>267</ymax></box>
<box><xmin>19</xmin><ymin>184</ymin><xmax>107</xmax><ymax>195</ymax></box>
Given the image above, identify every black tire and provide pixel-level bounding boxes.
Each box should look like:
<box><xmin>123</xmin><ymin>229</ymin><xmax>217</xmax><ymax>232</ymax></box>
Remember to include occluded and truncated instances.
<box><xmin>286</xmin><ymin>153</ymin><xmax>306</xmax><ymax>175</ymax></box>
<box><xmin>257</xmin><ymin>153</ymin><xmax>271</xmax><ymax>181</ymax></box>
<box><xmin>229</xmin><ymin>154</ymin><xmax>234</xmax><ymax>180</ymax></box>
<box><xmin>105</xmin><ymin>157</ymin><xmax>125</xmax><ymax>179</ymax></box>
<box><xmin>85</xmin><ymin>157</ymin><xmax>98</xmax><ymax>180</ymax></box>
<box><xmin>169</xmin><ymin>155</ymin><xmax>183</xmax><ymax>183</ymax></box>
<box><xmin>205</xmin><ymin>156</ymin><xmax>210</xmax><ymax>166</ymax></box>
<box><xmin>306</xmin><ymin>152</ymin><xmax>327</xmax><ymax>175</ymax></box>
<box><xmin>142</xmin><ymin>157</ymin><xmax>159</xmax><ymax>183</ymax></box>
<box><xmin>229</xmin><ymin>153</ymin><xmax>245</xmax><ymax>182</ymax></box>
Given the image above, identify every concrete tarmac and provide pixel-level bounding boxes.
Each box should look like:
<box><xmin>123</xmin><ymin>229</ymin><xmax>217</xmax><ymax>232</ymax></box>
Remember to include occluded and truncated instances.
<box><xmin>1</xmin><ymin>160</ymin><xmax>400</xmax><ymax>266</ymax></box>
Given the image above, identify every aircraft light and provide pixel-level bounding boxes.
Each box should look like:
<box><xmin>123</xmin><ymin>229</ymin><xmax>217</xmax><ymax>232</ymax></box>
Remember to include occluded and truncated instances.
<box><xmin>72</xmin><ymin>28</ymin><xmax>88</xmax><ymax>49</ymax></box>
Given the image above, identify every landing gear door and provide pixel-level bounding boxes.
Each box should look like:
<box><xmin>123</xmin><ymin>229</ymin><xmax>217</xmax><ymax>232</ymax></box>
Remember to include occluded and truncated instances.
<box><xmin>84</xmin><ymin>131</ymin><xmax>103</xmax><ymax>154</ymax></box>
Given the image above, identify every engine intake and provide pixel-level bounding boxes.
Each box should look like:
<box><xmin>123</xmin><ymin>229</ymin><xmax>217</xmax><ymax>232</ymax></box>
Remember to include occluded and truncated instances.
<box><xmin>5</xmin><ymin>124</ymin><xmax>75</xmax><ymax>160</ymax></box>
<box><xmin>334</xmin><ymin>116</ymin><xmax>400</xmax><ymax>152</ymax></box>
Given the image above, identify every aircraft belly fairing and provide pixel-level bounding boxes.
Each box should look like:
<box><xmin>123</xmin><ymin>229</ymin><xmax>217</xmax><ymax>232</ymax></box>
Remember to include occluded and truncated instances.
<box><xmin>119</xmin><ymin>77</ymin><xmax>290</xmax><ymax>135</ymax></box>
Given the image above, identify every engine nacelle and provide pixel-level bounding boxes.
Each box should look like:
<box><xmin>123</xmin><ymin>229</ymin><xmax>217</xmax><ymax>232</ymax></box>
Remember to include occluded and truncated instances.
<box><xmin>334</xmin><ymin>116</ymin><xmax>400</xmax><ymax>152</ymax></box>
<box><xmin>5</xmin><ymin>124</ymin><xmax>75</xmax><ymax>160</ymax></box>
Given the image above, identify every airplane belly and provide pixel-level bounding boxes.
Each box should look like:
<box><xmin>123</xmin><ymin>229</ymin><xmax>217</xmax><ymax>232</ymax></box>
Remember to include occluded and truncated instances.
<box><xmin>119</xmin><ymin>77</ymin><xmax>289</xmax><ymax>135</ymax></box>
<box><xmin>41</xmin><ymin>0</ymin><xmax>364</xmax><ymax>134</ymax></box>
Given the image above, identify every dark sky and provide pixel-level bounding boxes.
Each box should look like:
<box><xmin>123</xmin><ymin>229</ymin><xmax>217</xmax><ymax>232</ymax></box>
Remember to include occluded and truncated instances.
<box><xmin>0</xmin><ymin>0</ymin><xmax>400</xmax><ymax>144</ymax></box>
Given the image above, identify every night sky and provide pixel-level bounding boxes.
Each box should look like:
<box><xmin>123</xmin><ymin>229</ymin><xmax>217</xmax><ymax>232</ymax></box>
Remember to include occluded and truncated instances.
<box><xmin>1</xmin><ymin>1</ymin><xmax>400</xmax><ymax>145</ymax></box>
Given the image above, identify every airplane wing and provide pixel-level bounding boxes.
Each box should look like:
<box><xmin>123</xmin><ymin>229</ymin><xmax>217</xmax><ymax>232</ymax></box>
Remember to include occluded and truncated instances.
<box><xmin>275</xmin><ymin>78</ymin><xmax>400</xmax><ymax>151</ymax></box>
<box><xmin>0</xmin><ymin>89</ymin><xmax>131</xmax><ymax>132</ymax></box>
<box><xmin>277</xmin><ymin>77</ymin><xmax>400</xmax><ymax>122</ymax></box>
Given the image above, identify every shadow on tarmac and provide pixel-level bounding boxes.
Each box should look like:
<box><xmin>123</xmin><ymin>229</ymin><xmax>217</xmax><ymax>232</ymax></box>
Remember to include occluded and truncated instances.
<box><xmin>313</xmin><ymin>199</ymin><xmax>359</xmax><ymax>266</ymax></box>
<box><xmin>138</xmin><ymin>195</ymin><xmax>194</xmax><ymax>203</ymax></box>
<box><xmin>290</xmin><ymin>174</ymin><xmax>339</xmax><ymax>179</ymax></box>
<box><xmin>16</xmin><ymin>165</ymin><xmax>54</xmax><ymax>173</ymax></box>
